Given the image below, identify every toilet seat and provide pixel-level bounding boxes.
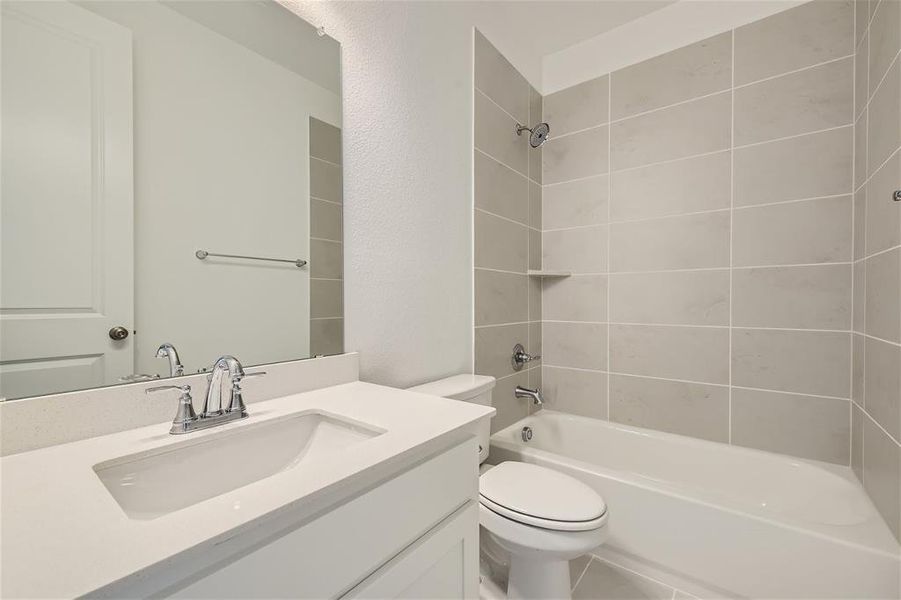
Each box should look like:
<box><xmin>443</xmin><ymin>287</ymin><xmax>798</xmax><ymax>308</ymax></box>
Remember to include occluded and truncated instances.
<box><xmin>479</xmin><ymin>462</ymin><xmax>607</xmax><ymax>532</ymax></box>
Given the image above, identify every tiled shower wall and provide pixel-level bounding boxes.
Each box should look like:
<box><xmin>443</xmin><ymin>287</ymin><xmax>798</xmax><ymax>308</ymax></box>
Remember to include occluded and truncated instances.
<box><xmin>309</xmin><ymin>117</ymin><xmax>344</xmax><ymax>356</ymax></box>
<box><xmin>850</xmin><ymin>0</ymin><xmax>900</xmax><ymax>540</ymax></box>
<box><xmin>540</xmin><ymin>0</ymin><xmax>859</xmax><ymax>465</ymax></box>
<box><xmin>473</xmin><ymin>31</ymin><xmax>543</xmax><ymax>431</ymax></box>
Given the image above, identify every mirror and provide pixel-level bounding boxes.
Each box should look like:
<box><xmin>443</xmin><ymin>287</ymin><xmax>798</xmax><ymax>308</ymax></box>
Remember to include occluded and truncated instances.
<box><xmin>0</xmin><ymin>0</ymin><xmax>343</xmax><ymax>401</ymax></box>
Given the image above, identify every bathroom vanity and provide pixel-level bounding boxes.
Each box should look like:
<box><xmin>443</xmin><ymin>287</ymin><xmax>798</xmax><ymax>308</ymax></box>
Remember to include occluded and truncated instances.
<box><xmin>0</xmin><ymin>356</ymin><xmax>493</xmax><ymax>598</ymax></box>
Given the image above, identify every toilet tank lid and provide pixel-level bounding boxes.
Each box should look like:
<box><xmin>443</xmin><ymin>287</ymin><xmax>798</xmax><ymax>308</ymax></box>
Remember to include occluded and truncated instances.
<box><xmin>408</xmin><ymin>374</ymin><xmax>496</xmax><ymax>400</ymax></box>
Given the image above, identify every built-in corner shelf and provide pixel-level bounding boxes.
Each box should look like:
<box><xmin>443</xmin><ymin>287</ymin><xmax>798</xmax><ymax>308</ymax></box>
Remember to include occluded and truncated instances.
<box><xmin>527</xmin><ymin>270</ymin><xmax>571</xmax><ymax>278</ymax></box>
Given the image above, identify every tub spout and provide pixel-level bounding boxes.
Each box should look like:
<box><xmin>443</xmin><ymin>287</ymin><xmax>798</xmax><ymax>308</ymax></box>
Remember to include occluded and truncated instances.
<box><xmin>515</xmin><ymin>385</ymin><xmax>543</xmax><ymax>406</ymax></box>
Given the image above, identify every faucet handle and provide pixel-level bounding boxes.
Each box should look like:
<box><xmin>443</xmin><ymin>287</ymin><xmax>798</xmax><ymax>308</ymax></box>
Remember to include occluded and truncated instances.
<box><xmin>236</xmin><ymin>370</ymin><xmax>267</xmax><ymax>382</ymax></box>
<box><xmin>146</xmin><ymin>385</ymin><xmax>199</xmax><ymax>434</ymax></box>
<box><xmin>225</xmin><ymin>372</ymin><xmax>264</xmax><ymax>415</ymax></box>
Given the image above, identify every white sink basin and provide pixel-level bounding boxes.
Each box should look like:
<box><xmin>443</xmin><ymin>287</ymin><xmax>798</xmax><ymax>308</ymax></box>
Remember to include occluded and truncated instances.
<box><xmin>94</xmin><ymin>411</ymin><xmax>383</xmax><ymax>520</ymax></box>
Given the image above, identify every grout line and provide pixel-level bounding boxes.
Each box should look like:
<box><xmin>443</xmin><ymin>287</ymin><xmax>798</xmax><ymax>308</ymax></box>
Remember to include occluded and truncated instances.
<box><xmin>475</xmin><ymin>206</ymin><xmax>531</xmax><ymax>230</ymax></box>
<box><xmin>733</xmin><ymin>124</ymin><xmax>853</xmax><ymax>151</ymax></box>
<box><xmin>309</xmin><ymin>316</ymin><xmax>342</xmax><ymax>321</ymax></box>
<box><xmin>861</xmin><ymin>403</ymin><xmax>901</xmax><ymax>448</ymax></box>
<box><xmin>543</xmin><ymin>222</ymin><xmax>608</xmax><ymax>233</ymax></box>
<box><xmin>732</xmin><ymin>193</ymin><xmax>852</xmax><ymax>212</ymax></box>
<box><xmin>607</xmin><ymin>262</ymin><xmax>853</xmax><ymax>276</ymax></box>
<box><xmin>474</xmin><ymin>86</ymin><xmax>527</xmax><ymax>130</ymax></box>
<box><xmin>474</xmin><ymin>321</ymin><xmax>531</xmax><ymax>329</ymax></box>
<box><xmin>310</xmin><ymin>236</ymin><xmax>342</xmax><ymax>244</ymax></box>
<box><xmin>309</xmin><ymin>155</ymin><xmax>341</xmax><ymax>168</ymax></box>
<box><xmin>570</xmin><ymin>557</ymin><xmax>593</xmax><ymax>593</ymax></box>
<box><xmin>473</xmin><ymin>145</ymin><xmax>530</xmax><ymax>182</ymax></box>
<box><xmin>863</xmin><ymin>242</ymin><xmax>901</xmax><ymax>262</ymax></box>
<box><xmin>605</xmin><ymin>148</ymin><xmax>731</xmax><ymax>177</ymax></box>
<box><xmin>861</xmin><ymin>332</ymin><xmax>901</xmax><ymax>348</ymax></box>
<box><xmin>605</xmin><ymin>370</ymin><xmax>730</xmax><ymax>388</ymax></box>
<box><xmin>546</xmin><ymin>122</ymin><xmax>608</xmax><ymax>143</ymax></box>
<box><xmin>607</xmin><ymin>89</ymin><xmax>731</xmax><ymax>126</ymax></box>
<box><xmin>850</xmin><ymin>31</ymin><xmax>859</xmax><ymax>467</ymax></box>
<box><xmin>729</xmin><ymin>29</ymin><xmax>735</xmax><ymax>445</ymax></box>
<box><xmin>865</xmin><ymin>47</ymin><xmax>901</xmax><ymax>111</ymax></box>
<box><xmin>474</xmin><ymin>266</ymin><xmax>528</xmax><ymax>276</ymax></box>
<box><xmin>861</xmin><ymin>146</ymin><xmax>901</xmax><ymax>189</ymax></box>
<box><xmin>606</xmin><ymin>70</ymin><xmax>613</xmax><ymax>421</ymax></box>
<box><xmin>311</xmin><ymin>196</ymin><xmax>342</xmax><ymax>206</ymax></box>
<box><xmin>732</xmin><ymin>53</ymin><xmax>854</xmax><ymax>90</ymax></box>
<box><xmin>731</xmin><ymin>385</ymin><xmax>851</xmax><ymax>403</ymax></box>
<box><xmin>541</xmin><ymin>172</ymin><xmax>608</xmax><ymax>188</ymax></box>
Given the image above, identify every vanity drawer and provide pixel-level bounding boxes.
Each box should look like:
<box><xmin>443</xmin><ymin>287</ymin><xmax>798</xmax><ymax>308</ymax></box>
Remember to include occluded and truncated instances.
<box><xmin>167</xmin><ymin>437</ymin><xmax>479</xmax><ymax>599</ymax></box>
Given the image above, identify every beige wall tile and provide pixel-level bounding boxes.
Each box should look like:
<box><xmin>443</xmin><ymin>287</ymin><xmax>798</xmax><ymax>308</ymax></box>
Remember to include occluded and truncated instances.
<box><xmin>733</xmin><ymin>127</ymin><xmax>853</xmax><ymax>207</ymax></box>
<box><xmin>868</xmin><ymin>0</ymin><xmax>901</xmax><ymax>98</ymax></box>
<box><xmin>734</xmin><ymin>58</ymin><xmax>853</xmax><ymax>146</ymax></box>
<box><xmin>543</xmin><ymin>126</ymin><xmax>609</xmax><ymax>184</ymax></box>
<box><xmin>474</xmin><ymin>30</ymin><xmax>529</xmax><ymax>123</ymax></box>
<box><xmin>529</xmin><ymin>87</ymin><xmax>543</xmax><ymax>183</ymax></box>
<box><xmin>475</xmin><ymin>209</ymin><xmax>528</xmax><ymax>272</ymax></box>
<box><xmin>475</xmin><ymin>269</ymin><xmax>528</xmax><ymax>326</ymax></box>
<box><xmin>610</xmin><ymin>324</ymin><xmax>729</xmax><ymax>384</ymax></box>
<box><xmin>732</xmin><ymin>264</ymin><xmax>852</xmax><ymax>329</ymax></box>
<box><xmin>866</xmin><ymin>59</ymin><xmax>900</xmax><ymax>177</ymax></box>
<box><xmin>853</xmin><ymin>333</ymin><xmax>865</xmax><ymax>402</ymax></box>
<box><xmin>310</xmin><ymin>318</ymin><xmax>343</xmax><ymax>356</ymax></box>
<box><xmin>609</xmin><ymin>270</ymin><xmax>729</xmax><ymax>326</ymax></box>
<box><xmin>866</xmin><ymin>149</ymin><xmax>901</xmax><ymax>253</ymax></box>
<box><xmin>854</xmin><ymin>186</ymin><xmax>867</xmax><ymax>260</ymax></box>
<box><xmin>610</xmin><ymin>374</ymin><xmax>729</xmax><ymax>442</ymax></box>
<box><xmin>543</xmin><ymin>175</ymin><xmax>608</xmax><ymax>230</ymax></box>
<box><xmin>528</xmin><ymin>322</ymin><xmax>542</xmax><ymax>368</ymax></box>
<box><xmin>855</xmin><ymin>31</ymin><xmax>869</xmax><ymax>119</ymax></box>
<box><xmin>310</xmin><ymin>118</ymin><xmax>341</xmax><ymax>164</ymax></box>
<box><xmin>310</xmin><ymin>279</ymin><xmax>343</xmax><ymax>319</ymax></box>
<box><xmin>529</xmin><ymin>228</ymin><xmax>542</xmax><ymax>271</ymax></box>
<box><xmin>854</xmin><ymin>259</ymin><xmax>867</xmax><ymax>332</ymax></box>
<box><xmin>865</xmin><ymin>247</ymin><xmax>901</xmax><ymax>343</ymax></box>
<box><xmin>543</xmin><ymin>75</ymin><xmax>609</xmax><ymax>137</ymax></box>
<box><xmin>856</xmin><ymin>0</ymin><xmax>870</xmax><ymax>46</ymax></box>
<box><xmin>865</xmin><ymin>335</ymin><xmax>901</xmax><ymax>440</ymax></box>
<box><xmin>310</xmin><ymin>239</ymin><xmax>342</xmax><ymax>279</ymax></box>
<box><xmin>475</xmin><ymin>323</ymin><xmax>529</xmax><ymax>380</ymax></box>
<box><xmin>731</xmin><ymin>387</ymin><xmax>851</xmax><ymax>464</ymax></box>
<box><xmin>851</xmin><ymin>402</ymin><xmax>864</xmax><ymax>480</ymax></box>
<box><xmin>611</xmin><ymin>92</ymin><xmax>731</xmax><ymax>170</ymax></box>
<box><xmin>732</xmin><ymin>195</ymin><xmax>852</xmax><ymax>266</ymax></box>
<box><xmin>863</xmin><ymin>416</ymin><xmax>901</xmax><ymax>538</ymax></box>
<box><xmin>542</xmin><ymin>366</ymin><xmax>608</xmax><ymax>419</ymax></box>
<box><xmin>734</xmin><ymin>0</ymin><xmax>853</xmax><ymax>85</ymax></box>
<box><xmin>529</xmin><ymin>277</ymin><xmax>542</xmax><ymax>322</ymax></box>
<box><xmin>543</xmin><ymin>321</ymin><xmax>607</xmax><ymax>370</ymax></box>
<box><xmin>543</xmin><ymin>274</ymin><xmax>607</xmax><ymax>322</ymax></box>
<box><xmin>475</xmin><ymin>90</ymin><xmax>528</xmax><ymax>176</ymax></box>
<box><xmin>542</xmin><ymin>225</ymin><xmax>607</xmax><ymax>273</ymax></box>
<box><xmin>529</xmin><ymin>181</ymin><xmax>542</xmax><ymax>229</ymax></box>
<box><xmin>311</xmin><ymin>198</ymin><xmax>342</xmax><ymax>241</ymax></box>
<box><xmin>491</xmin><ymin>371</ymin><xmax>530</xmax><ymax>432</ymax></box>
<box><xmin>611</xmin><ymin>151</ymin><xmax>731</xmax><ymax>220</ymax></box>
<box><xmin>610</xmin><ymin>211</ymin><xmax>730</xmax><ymax>272</ymax></box>
<box><xmin>474</xmin><ymin>150</ymin><xmax>529</xmax><ymax>225</ymax></box>
<box><xmin>732</xmin><ymin>328</ymin><xmax>851</xmax><ymax>397</ymax></box>
<box><xmin>855</xmin><ymin>111</ymin><xmax>868</xmax><ymax>190</ymax></box>
<box><xmin>310</xmin><ymin>157</ymin><xmax>342</xmax><ymax>202</ymax></box>
<box><xmin>612</xmin><ymin>32</ymin><xmax>732</xmax><ymax>119</ymax></box>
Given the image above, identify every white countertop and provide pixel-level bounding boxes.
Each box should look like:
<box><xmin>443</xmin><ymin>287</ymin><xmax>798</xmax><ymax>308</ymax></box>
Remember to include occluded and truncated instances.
<box><xmin>0</xmin><ymin>382</ymin><xmax>494</xmax><ymax>598</ymax></box>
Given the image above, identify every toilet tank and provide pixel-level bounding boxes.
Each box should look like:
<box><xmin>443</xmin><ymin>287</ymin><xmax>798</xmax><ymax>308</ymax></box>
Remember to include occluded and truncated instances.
<box><xmin>407</xmin><ymin>374</ymin><xmax>495</xmax><ymax>464</ymax></box>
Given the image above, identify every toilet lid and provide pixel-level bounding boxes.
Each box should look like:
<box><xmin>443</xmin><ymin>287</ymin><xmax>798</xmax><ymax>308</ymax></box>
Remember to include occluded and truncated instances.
<box><xmin>479</xmin><ymin>462</ymin><xmax>607</xmax><ymax>531</ymax></box>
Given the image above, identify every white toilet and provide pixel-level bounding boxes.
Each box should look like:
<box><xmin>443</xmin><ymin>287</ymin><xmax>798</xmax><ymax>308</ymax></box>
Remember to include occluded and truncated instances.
<box><xmin>409</xmin><ymin>374</ymin><xmax>608</xmax><ymax>600</ymax></box>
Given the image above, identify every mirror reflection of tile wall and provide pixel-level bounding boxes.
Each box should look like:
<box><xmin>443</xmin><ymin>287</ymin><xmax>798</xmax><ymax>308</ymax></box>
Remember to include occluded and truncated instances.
<box><xmin>309</xmin><ymin>117</ymin><xmax>344</xmax><ymax>355</ymax></box>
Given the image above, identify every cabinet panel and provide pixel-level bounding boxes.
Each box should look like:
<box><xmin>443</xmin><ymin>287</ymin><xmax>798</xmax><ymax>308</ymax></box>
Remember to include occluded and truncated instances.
<box><xmin>167</xmin><ymin>439</ymin><xmax>478</xmax><ymax>599</ymax></box>
<box><xmin>344</xmin><ymin>503</ymin><xmax>479</xmax><ymax>600</ymax></box>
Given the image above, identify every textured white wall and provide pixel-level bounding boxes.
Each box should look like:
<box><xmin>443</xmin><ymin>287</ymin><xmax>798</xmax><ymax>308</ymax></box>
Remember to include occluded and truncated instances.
<box><xmin>283</xmin><ymin>1</ymin><xmax>481</xmax><ymax>387</ymax></box>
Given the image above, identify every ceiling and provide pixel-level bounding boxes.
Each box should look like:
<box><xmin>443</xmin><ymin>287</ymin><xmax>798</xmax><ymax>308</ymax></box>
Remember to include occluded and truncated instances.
<box><xmin>468</xmin><ymin>0</ymin><xmax>678</xmax><ymax>88</ymax></box>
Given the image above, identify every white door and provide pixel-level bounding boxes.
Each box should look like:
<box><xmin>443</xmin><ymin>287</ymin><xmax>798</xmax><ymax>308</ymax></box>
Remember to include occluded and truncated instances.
<box><xmin>0</xmin><ymin>1</ymin><xmax>134</xmax><ymax>400</ymax></box>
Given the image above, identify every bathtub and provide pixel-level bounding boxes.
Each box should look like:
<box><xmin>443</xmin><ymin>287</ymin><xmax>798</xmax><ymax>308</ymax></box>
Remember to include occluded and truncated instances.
<box><xmin>489</xmin><ymin>411</ymin><xmax>900</xmax><ymax>599</ymax></box>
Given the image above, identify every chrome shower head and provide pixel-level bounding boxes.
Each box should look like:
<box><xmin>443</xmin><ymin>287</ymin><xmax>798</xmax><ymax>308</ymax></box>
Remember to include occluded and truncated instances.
<box><xmin>516</xmin><ymin>122</ymin><xmax>550</xmax><ymax>148</ymax></box>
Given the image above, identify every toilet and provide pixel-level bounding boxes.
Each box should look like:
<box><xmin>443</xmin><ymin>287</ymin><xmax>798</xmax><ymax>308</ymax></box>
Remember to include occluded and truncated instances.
<box><xmin>408</xmin><ymin>375</ymin><xmax>608</xmax><ymax>600</ymax></box>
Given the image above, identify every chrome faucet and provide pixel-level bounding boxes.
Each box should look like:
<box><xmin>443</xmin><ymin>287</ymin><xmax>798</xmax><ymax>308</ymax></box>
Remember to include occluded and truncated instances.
<box><xmin>146</xmin><ymin>355</ymin><xmax>265</xmax><ymax>434</ymax></box>
<box><xmin>515</xmin><ymin>386</ymin><xmax>544</xmax><ymax>407</ymax></box>
<box><xmin>155</xmin><ymin>343</ymin><xmax>184</xmax><ymax>377</ymax></box>
<box><xmin>512</xmin><ymin>344</ymin><xmax>541</xmax><ymax>371</ymax></box>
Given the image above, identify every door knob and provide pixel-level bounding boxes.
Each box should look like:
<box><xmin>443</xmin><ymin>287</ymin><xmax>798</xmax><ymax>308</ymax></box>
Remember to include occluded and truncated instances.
<box><xmin>109</xmin><ymin>326</ymin><xmax>129</xmax><ymax>341</ymax></box>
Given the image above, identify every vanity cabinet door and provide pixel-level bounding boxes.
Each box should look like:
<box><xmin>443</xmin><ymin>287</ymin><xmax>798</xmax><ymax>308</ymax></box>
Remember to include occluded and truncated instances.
<box><xmin>343</xmin><ymin>502</ymin><xmax>479</xmax><ymax>600</ymax></box>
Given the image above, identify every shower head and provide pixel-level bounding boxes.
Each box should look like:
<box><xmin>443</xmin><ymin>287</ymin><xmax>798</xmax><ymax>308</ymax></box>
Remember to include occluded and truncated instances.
<box><xmin>515</xmin><ymin>122</ymin><xmax>550</xmax><ymax>148</ymax></box>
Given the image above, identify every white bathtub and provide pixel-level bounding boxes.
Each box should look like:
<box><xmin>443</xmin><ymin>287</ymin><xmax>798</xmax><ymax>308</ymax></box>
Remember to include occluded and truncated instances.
<box><xmin>489</xmin><ymin>411</ymin><xmax>900</xmax><ymax>599</ymax></box>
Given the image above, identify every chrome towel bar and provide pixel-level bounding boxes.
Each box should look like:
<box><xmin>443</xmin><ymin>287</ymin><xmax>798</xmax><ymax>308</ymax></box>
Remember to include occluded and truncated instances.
<box><xmin>195</xmin><ymin>249</ymin><xmax>307</xmax><ymax>268</ymax></box>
